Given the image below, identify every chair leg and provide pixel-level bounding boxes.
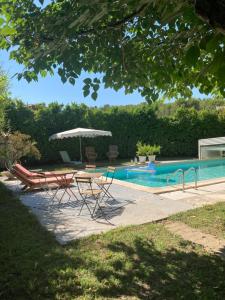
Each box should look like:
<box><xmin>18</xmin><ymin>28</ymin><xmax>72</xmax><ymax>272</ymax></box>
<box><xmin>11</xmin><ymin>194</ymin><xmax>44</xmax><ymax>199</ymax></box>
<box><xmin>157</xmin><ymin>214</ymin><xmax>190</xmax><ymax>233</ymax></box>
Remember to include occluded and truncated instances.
<box><xmin>99</xmin><ymin>185</ymin><xmax>116</xmax><ymax>202</ymax></box>
<box><xmin>92</xmin><ymin>195</ymin><xmax>113</xmax><ymax>224</ymax></box>
<box><xmin>78</xmin><ymin>196</ymin><xmax>92</xmax><ymax>216</ymax></box>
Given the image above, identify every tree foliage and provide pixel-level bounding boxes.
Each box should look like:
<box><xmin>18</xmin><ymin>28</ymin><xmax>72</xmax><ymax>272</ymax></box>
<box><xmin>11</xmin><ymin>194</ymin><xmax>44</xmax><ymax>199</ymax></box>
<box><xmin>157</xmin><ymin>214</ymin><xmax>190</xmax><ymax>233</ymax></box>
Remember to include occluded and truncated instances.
<box><xmin>0</xmin><ymin>0</ymin><xmax>225</xmax><ymax>102</ymax></box>
<box><xmin>0</xmin><ymin>68</ymin><xmax>9</xmax><ymax>99</ymax></box>
<box><xmin>0</xmin><ymin>130</ymin><xmax>41</xmax><ymax>167</ymax></box>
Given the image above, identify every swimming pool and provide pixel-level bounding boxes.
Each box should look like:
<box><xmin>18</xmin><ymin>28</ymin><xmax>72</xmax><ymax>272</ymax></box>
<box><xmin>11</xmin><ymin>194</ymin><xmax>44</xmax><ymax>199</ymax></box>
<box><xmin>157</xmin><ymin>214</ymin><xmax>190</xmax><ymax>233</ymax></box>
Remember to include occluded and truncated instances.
<box><xmin>106</xmin><ymin>159</ymin><xmax>225</xmax><ymax>188</ymax></box>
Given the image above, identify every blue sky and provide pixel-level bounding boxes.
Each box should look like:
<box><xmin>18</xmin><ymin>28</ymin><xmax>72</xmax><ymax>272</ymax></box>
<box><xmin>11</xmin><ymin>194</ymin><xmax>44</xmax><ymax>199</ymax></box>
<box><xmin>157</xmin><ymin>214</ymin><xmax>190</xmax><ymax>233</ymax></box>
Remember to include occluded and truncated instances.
<box><xmin>0</xmin><ymin>49</ymin><xmax>208</xmax><ymax>107</ymax></box>
<box><xmin>1</xmin><ymin>50</ymin><xmax>146</xmax><ymax>106</ymax></box>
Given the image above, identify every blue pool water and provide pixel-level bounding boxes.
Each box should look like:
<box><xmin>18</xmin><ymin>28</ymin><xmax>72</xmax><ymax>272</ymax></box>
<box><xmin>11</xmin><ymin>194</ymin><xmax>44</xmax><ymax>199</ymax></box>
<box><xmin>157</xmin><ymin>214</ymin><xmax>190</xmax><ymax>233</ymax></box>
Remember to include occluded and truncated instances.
<box><xmin>107</xmin><ymin>159</ymin><xmax>225</xmax><ymax>188</ymax></box>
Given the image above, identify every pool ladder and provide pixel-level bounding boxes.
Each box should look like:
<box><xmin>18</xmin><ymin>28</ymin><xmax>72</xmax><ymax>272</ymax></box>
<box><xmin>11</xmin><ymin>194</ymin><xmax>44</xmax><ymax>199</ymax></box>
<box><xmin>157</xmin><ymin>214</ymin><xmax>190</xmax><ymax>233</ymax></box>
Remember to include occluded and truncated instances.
<box><xmin>166</xmin><ymin>167</ymin><xmax>198</xmax><ymax>191</ymax></box>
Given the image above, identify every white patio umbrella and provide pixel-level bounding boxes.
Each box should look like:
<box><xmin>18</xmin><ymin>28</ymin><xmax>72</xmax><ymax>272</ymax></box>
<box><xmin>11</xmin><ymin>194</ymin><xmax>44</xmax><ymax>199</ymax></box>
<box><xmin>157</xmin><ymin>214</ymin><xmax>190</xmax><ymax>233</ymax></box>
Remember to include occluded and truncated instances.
<box><xmin>49</xmin><ymin>127</ymin><xmax>112</xmax><ymax>162</ymax></box>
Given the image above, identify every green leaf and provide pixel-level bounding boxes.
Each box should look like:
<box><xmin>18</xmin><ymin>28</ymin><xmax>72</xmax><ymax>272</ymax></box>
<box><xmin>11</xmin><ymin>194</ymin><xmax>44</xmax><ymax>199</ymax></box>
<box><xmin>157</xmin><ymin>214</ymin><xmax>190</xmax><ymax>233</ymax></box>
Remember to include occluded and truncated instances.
<box><xmin>93</xmin><ymin>78</ymin><xmax>100</xmax><ymax>84</ymax></box>
<box><xmin>17</xmin><ymin>74</ymin><xmax>23</xmax><ymax>81</ymax></box>
<box><xmin>83</xmin><ymin>89</ymin><xmax>90</xmax><ymax>97</ymax></box>
<box><xmin>39</xmin><ymin>0</ymin><xmax>44</xmax><ymax>5</ymax></box>
<box><xmin>61</xmin><ymin>76</ymin><xmax>67</xmax><ymax>84</ymax></box>
<box><xmin>206</xmin><ymin>35</ymin><xmax>222</xmax><ymax>53</ymax></box>
<box><xmin>83</xmin><ymin>84</ymin><xmax>90</xmax><ymax>90</ymax></box>
<box><xmin>69</xmin><ymin>77</ymin><xmax>75</xmax><ymax>85</ymax></box>
<box><xmin>217</xmin><ymin>65</ymin><xmax>225</xmax><ymax>83</ymax></box>
<box><xmin>185</xmin><ymin>45</ymin><xmax>200</xmax><ymax>66</ymax></box>
<box><xmin>91</xmin><ymin>92</ymin><xmax>98</xmax><ymax>100</ymax></box>
<box><xmin>93</xmin><ymin>84</ymin><xmax>99</xmax><ymax>92</ymax></box>
<box><xmin>40</xmin><ymin>70</ymin><xmax>47</xmax><ymax>78</ymax></box>
<box><xmin>0</xmin><ymin>18</ymin><xmax>4</xmax><ymax>26</ymax></box>
<box><xmin>0</xmin><ymin>26</ymin><xmax>16</xmax><ymax>35</ymax></box>
<box><xmin>58</xmin><ymin>68</ymin><xmax>64</xmax><ymax>77</ymax></box>
<box><xmin>83</xmin><ymin>78</ymin><xmax>92</xmax><ymax>84</ymax></box>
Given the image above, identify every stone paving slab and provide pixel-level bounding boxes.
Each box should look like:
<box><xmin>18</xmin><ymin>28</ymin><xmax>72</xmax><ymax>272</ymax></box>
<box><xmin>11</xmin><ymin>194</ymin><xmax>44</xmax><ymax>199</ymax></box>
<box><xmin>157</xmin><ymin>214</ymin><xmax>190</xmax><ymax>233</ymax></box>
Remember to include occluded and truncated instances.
<box><xmin>1</xmin><ymin>177</ymin><xmax>192</xmax><ymax>244</ymax></box>
<box><xmin>162</xmin><ymin>183</ymin><xmax>225</xmax><ymax>208</ymax></box>
<box><xmin>165</xmin><ymin>221</ymin><xmax>225</xmax><ymax>258</ymax></box>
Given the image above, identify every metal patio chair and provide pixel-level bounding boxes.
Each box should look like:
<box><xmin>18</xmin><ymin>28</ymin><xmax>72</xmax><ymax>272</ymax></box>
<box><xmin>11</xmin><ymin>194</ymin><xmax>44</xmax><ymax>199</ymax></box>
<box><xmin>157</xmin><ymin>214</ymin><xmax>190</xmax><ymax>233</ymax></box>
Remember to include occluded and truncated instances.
<box><xmin>95</xmin><ymin>166</ymin><xmax>116</xmax><ymax>201</ymax></box>
<box><xmin>75</xmin><ymin>176</ymin><xmax>108</xmax><ymax>221</ymax></box>
<box><xmin>85</xmin><ymin>164</ymin><xmax>96</xmax><ymax>171</ymax></box>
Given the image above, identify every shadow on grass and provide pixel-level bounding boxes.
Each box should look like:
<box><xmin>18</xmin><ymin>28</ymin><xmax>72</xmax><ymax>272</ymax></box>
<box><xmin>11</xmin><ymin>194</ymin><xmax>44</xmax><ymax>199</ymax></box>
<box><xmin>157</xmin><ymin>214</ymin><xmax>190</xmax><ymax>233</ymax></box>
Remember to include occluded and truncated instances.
<box><xmin>0</xmin><ymin>183</ymin><xmax>225</xmax><ymax>299</ymax></box>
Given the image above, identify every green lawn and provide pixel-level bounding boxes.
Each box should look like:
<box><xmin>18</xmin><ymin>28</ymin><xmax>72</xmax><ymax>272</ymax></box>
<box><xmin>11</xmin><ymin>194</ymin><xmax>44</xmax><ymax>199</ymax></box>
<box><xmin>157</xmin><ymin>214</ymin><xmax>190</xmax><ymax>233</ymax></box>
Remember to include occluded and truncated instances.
<box><xmin>170</xmin><ymin>202</ymin><xmax>225</xmax><ymax>240</ymax></box>
<box><xmin>0</xmin><ymin>183</ymin><xmax>225</xmax><ymax>299</ymax></box>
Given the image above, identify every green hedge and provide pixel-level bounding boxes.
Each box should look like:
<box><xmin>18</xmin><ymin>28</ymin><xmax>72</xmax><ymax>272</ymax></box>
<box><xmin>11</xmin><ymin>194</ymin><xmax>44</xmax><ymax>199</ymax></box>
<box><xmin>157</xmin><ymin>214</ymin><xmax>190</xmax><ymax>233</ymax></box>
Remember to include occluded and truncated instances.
<box><xmin>1</xmin><ymin>99</ymin><xmax>225</xmax><ymax>164</ymax></box>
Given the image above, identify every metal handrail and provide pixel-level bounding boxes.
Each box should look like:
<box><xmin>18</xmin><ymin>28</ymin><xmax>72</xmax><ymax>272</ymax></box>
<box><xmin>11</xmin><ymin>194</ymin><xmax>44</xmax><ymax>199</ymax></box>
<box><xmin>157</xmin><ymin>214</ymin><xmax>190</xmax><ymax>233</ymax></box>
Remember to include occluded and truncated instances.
<box><xmin>184</xmin><ymin>167</ymin><xmax>198</xmax><ymax>189</ymax></box>
<box><xmin>166</xmin><ymin>168</ymin><xmax>184</xmax><ymax>191</ymax></box>
<box><xmin>166</xmin><ymin>167</ymin><xmax>198</xmax><ymax>192</ymax></box>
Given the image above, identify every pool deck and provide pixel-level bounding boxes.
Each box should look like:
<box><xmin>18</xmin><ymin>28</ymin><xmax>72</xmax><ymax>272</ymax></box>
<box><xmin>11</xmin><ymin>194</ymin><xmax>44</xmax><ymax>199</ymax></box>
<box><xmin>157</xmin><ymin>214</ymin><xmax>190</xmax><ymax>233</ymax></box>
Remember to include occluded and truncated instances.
<box><xmin>1</xmin><ymin>176</ymin><xmax>225</xmax><ymax>244</ymax></box>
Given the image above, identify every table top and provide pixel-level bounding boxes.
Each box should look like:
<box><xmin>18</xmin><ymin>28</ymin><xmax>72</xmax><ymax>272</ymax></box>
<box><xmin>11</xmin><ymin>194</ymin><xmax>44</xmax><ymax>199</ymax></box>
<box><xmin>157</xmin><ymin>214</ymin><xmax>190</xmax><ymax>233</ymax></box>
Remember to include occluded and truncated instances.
<box><xmin>48</xmin><ymin>170</ymin><xmax>78</xmax><ymax>175</ymax></box>
<box><xmin>74</xmin><ymin>172</ymin><xmax>103</xmax><ymax>179</ymax></box>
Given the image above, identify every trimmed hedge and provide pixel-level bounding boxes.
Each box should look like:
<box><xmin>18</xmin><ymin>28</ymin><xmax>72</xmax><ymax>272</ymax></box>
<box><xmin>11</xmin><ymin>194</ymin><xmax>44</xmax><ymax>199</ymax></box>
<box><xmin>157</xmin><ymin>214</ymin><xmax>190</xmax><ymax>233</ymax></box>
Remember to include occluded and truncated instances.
<box><xmin>1</xmin><ymin>99</ymin><xmax>225</xmax><ymax>164</ymax></box>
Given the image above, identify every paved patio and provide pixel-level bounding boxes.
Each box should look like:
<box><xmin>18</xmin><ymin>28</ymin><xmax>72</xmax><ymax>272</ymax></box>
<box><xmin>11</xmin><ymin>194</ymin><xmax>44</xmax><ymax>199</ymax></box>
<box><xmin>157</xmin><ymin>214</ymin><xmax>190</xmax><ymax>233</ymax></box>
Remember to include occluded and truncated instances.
<box><xmin>1</xmin><ymin>177</ymin><xmax>225</xmax><ymax>244</ymax></box>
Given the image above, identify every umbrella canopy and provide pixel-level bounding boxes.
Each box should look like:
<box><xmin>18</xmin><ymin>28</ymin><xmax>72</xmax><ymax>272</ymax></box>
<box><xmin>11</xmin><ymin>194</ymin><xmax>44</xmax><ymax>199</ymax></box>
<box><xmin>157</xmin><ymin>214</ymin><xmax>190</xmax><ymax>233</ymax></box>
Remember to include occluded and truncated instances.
<box><xmin>49</xmin><ymin>128</ymin><xmax>112</xmax><ymax>162</ymax></box>
<box><xmin>49</xmin><ymin>128</ymin><xmax>112</xmax><ymax>140</ymax></box>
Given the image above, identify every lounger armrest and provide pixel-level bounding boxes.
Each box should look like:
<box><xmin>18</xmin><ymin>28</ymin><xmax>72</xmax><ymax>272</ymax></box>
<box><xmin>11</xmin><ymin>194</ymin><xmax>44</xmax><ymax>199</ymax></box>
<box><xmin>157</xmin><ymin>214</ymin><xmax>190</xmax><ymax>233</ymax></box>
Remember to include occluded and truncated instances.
<box><xmin>33</xmin><ymin>172</ymin><xmax>46</xmax><ymax>178</ymax></box>
<box><xmin>46</xmin><ymin>170</ymin><xmax>77</xmax><ymax>177</ymax></box>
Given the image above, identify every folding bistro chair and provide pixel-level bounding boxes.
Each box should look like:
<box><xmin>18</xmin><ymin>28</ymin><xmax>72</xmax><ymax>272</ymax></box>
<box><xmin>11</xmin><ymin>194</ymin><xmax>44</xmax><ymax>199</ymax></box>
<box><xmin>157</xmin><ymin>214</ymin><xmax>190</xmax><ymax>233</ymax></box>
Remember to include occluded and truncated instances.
<box><xmin>95</xmin><ymin>167</ymin><xmax>116</xmax><ymax>201</ymax></box>
<box><xmin>85</xmin><ymin>164</ymin><xmax>96</xmax><ymax>171</ymax></box>
<box><xmin>75</xmin><ymin>176</ymin><xmax>108</xmax><ymax>221</ymax></box>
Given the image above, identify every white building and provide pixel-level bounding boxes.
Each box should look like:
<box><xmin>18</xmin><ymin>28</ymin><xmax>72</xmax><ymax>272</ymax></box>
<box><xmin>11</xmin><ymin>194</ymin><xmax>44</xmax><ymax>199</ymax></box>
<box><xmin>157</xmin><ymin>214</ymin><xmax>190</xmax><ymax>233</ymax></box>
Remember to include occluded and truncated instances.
<box><xmin>198</xmin><ymin>137</ymin><xmax>225</xmax><ymax>159</ymax></box>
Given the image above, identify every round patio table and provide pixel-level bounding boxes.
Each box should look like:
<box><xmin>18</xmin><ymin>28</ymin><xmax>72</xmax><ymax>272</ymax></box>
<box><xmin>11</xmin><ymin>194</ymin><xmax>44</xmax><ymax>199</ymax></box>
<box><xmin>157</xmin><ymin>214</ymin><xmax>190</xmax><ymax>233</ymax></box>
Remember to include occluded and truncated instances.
<box><xmin>74</xmin><ymin>172</ymin><xmax>103</xmax><ymax>180</ymax></box>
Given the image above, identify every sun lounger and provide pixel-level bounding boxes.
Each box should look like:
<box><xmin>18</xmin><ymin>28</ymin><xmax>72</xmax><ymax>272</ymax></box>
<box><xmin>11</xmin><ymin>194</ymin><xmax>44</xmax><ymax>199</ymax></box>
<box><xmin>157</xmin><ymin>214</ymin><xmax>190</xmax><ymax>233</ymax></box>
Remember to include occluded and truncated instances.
<box><xmin>11</xmin><ymin>165</ymin><xmax>74</xmax><ymax>191</ymax></box>
<box><xmin>14</xmin><ymin>163</ymin><xmax>53</xmax><ymax>178</ymax></box>
<box><xmin>59</xmin><ymin>151</ymin><xmax>82</xmax><ymax>165</ymax></box>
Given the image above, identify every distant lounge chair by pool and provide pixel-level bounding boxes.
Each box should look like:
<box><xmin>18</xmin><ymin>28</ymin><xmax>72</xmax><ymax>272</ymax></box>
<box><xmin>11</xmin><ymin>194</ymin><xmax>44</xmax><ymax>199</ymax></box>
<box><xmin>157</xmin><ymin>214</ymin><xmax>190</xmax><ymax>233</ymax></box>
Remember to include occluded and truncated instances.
<box><xmin>59</xmin><ymin>151</ymin><xmax>81</xmax><ymax>165</ymax></box>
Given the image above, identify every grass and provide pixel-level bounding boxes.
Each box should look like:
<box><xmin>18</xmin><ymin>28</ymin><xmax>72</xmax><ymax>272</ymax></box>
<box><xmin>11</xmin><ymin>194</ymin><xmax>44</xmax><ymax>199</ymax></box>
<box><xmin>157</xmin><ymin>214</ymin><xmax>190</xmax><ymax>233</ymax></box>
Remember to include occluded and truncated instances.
<box><xmin>170</xmin><ymin>202</ymin><xmax>225</xmax><ymax>240</ymax></box>
<box><xmin>0</xmin><ymin>183</ymin><xmax>225</xmax><ymax>299</ymax></box>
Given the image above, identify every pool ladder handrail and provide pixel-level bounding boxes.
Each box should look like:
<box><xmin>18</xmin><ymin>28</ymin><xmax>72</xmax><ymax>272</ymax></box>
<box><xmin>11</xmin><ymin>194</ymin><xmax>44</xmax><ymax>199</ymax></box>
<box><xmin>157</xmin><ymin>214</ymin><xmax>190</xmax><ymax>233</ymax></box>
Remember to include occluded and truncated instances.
<box><xmin>183</xmin><ymin>167</ymin><xmax>198</xmax><ymax>190</ymax></box>
<box><xmin>167</xmin><ymin>167</ymin><xmax>198</xmax><ymax>191</ymax></box>
<box><xmin>166</xmin><ymin>168</ymin><xmax>184</xmax><ymax>190</ymax></box>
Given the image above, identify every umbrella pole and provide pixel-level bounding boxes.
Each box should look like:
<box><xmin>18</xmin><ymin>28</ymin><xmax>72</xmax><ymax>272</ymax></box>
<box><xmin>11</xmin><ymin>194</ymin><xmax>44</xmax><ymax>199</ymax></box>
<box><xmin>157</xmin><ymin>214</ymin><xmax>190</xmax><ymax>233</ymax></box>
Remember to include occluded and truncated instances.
<box><xmin>79</xmin><ymin>136</ymin><xmax>82</xmax><ymax>162</ymax></box>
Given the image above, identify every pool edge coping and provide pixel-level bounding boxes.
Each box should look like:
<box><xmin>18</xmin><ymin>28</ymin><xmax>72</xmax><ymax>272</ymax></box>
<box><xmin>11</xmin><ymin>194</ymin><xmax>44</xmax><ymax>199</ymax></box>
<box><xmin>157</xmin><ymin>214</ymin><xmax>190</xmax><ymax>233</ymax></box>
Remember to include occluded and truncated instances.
<box><xmin>111</xmin><ymin>176</ymin><xmax>225</xmax><ymax>194</ymax></box>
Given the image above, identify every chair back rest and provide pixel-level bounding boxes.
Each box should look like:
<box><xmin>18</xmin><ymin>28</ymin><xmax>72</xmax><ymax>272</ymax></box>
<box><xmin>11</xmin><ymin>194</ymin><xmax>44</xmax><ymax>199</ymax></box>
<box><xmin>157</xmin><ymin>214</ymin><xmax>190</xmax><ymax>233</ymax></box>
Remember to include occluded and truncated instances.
<box><xmin>59</xmin><ymin>151</ymin><xmax>71</xmax><ymax>163</ymax></box>
<box><xmin>85</xmin><ymin>146</ymin><xmax>96</xmax><ymax>155</ymax></box>
<box><xmin>75</xmin><ymin>176</ymin><xmax>92</xmax><ymax>184</ymax></box>
<box><xmin>85</xmin><ymin>164</ymin><xmax>96</xmax><ymax>170</ymax></box>
<box><xmin>75</xmin><ymin>176</ymin><xmax>92</xmax><ymax>193</ymax></box>
<box><xmin>14</xmin><ymin>163</ymin><xmax>33</xmax><ymax>177</ymax></box>
<box><xmin>11</xmin><ymin>166</ymin><xmax>33</xmax><ymax>185</ymax></box>
<box><xmin>105</xmin><ymin>166</ymin><xmax>116</xmax><ymax>182</ymax></box>
<box><xmin>109</xmin><ymin>145</ymin><xmax>118</xmax><ymax>152</ymax></box>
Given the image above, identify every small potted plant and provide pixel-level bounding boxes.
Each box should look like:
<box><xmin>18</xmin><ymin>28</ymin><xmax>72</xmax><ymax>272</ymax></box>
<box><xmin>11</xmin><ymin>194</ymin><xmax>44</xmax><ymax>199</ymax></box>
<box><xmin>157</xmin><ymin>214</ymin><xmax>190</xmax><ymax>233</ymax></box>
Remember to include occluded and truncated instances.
<box><xmin>136</xmin><ymin>141</ymin><xmax>148</xmax><ymax>163</ymax></box>
<box><xmin>146</xmin><ymin>145</ymin><xmax>161</xmax><ymax>162</ymax></box>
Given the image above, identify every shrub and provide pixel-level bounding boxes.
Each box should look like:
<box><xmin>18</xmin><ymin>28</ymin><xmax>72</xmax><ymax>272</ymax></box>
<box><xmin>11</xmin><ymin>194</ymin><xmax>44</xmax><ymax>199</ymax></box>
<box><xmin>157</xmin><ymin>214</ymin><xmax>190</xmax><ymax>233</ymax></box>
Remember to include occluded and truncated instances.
<box><xmin>0</xmin><ymin>131</ymin><xmax>41</xmax><ymax>167</ymax></box>
<box><xmin>1</xmin><ymin>98</ymin><xmax>225</xmax><ymax>164</ymax></box>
